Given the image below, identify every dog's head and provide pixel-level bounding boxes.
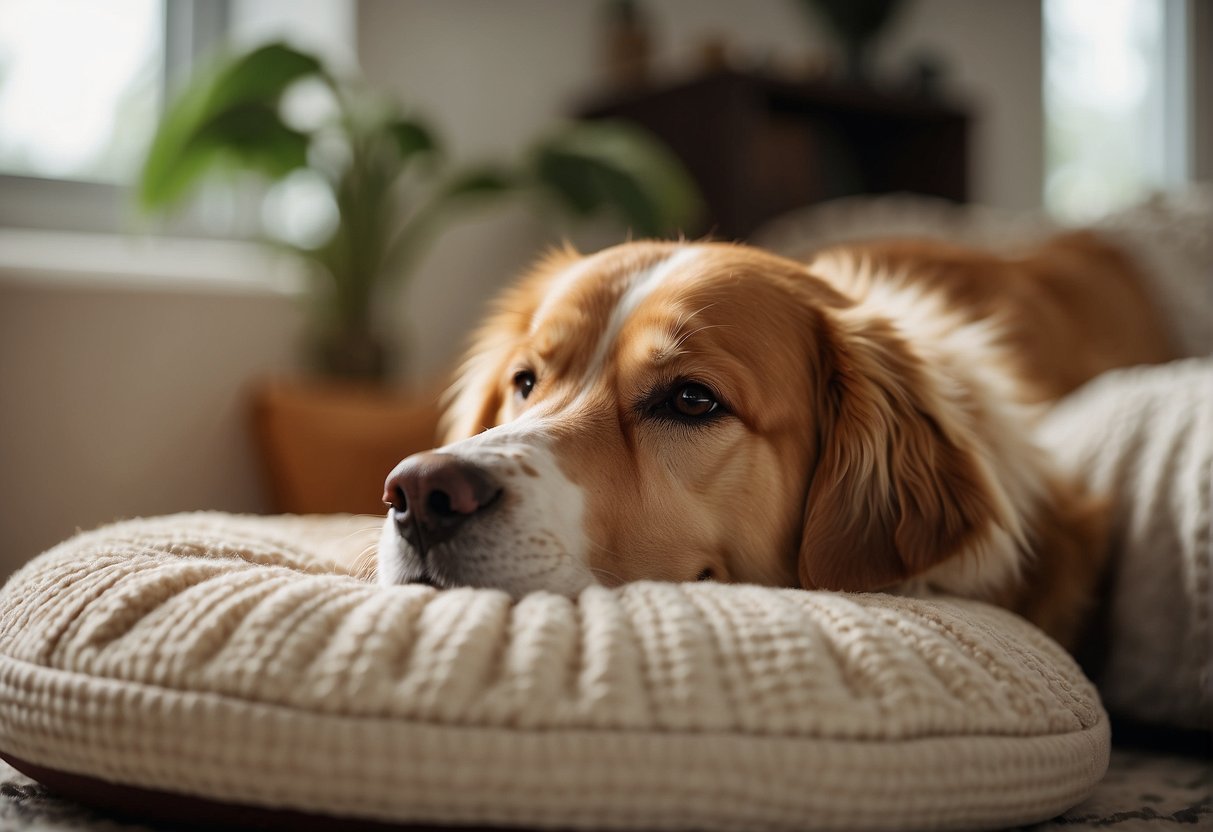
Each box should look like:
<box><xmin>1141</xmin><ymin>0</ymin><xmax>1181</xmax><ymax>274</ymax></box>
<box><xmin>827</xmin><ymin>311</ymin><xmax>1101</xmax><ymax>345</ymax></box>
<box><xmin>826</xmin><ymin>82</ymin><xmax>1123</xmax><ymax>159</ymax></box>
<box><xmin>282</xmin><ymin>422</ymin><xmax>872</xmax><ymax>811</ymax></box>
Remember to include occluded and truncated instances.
<box><xmin>378</xmin><ymin>241</ymin><xmax>1017</xmax><ymax>597</ymax></box>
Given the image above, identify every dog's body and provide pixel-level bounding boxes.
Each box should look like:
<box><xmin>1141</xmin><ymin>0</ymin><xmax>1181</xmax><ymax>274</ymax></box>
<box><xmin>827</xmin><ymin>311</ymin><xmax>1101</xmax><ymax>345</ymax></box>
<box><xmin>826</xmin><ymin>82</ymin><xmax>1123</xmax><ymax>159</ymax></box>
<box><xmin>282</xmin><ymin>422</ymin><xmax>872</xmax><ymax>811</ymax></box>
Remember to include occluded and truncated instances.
<box><xmin>378</xmin><ymin>232</ymin><xmax>1174</xmax><ymax>650</ymax></box>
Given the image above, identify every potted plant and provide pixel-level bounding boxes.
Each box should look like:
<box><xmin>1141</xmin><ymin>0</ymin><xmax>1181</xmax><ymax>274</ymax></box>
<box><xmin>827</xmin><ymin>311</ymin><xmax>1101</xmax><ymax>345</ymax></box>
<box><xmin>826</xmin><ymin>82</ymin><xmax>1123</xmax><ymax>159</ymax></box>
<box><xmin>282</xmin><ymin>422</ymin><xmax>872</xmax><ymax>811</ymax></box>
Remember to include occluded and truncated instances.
<box><xmin>138</xmin><ymin>42</ymin><xmax>701</xmax><ymax>514</ymax></box>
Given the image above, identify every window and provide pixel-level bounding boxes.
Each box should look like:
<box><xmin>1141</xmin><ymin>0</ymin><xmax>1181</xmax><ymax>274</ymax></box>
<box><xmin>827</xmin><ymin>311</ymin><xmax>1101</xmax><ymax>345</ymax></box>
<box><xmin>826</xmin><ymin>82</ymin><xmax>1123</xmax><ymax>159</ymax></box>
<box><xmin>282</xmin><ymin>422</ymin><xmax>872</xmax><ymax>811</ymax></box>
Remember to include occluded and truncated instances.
<box><xmin>0</xmin><ymin>0</ymin><xmax>163</xmax><ymax>183</ymax></box>
<box><xmin>0</xmin><ymin>0</ymin><xmax>353</xmax><ymax>235</ymax></box>
<box><xmin>1044</xmin><ymin>0</ymin><xmax>1194</xmax><ymax>221</ymax></box>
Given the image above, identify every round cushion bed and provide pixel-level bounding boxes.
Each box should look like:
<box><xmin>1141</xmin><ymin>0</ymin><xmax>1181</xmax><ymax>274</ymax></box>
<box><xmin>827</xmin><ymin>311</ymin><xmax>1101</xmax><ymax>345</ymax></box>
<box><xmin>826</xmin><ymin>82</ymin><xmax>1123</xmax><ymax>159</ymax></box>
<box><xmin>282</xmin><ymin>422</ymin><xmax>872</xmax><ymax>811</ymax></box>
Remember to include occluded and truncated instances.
<box><xmin>0</xmin><ymin>511</ymin><xmax>1108</xmax><ymax>831</ymax></box>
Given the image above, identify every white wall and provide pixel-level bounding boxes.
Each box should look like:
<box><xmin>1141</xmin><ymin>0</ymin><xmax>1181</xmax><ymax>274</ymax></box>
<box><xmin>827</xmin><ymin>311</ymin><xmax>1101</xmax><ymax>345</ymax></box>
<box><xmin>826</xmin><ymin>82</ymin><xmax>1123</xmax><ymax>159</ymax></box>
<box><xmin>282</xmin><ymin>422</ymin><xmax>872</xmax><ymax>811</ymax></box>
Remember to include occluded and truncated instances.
<box><xmin>881</xmin><ymin>0</ymin><xmax>1043</xmax><ymax>212</ymax></box>
<box><xmin>358</xmin><ymin>0</ymin><xmax>1045</xmax><ymax>385</ymax></box>
<box><xmin>0</xmin><ymin>243</ymin><xmax>304</xmax><ymax>578</ymax></box>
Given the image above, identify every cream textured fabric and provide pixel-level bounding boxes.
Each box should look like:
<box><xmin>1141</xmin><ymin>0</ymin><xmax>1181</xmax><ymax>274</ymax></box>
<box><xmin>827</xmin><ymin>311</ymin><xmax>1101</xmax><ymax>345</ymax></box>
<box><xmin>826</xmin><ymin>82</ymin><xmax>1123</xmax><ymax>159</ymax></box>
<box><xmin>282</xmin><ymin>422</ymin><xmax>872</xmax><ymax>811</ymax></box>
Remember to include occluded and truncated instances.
<box><xmin>1038</xmin><ymin>358</ymin><xmax>1213</xmax><ymax>730</ymax></box>
<box><xmin>0</xmin><ymin>514</ymin><xmax>1109</xmax><ymax>831</ymax></box>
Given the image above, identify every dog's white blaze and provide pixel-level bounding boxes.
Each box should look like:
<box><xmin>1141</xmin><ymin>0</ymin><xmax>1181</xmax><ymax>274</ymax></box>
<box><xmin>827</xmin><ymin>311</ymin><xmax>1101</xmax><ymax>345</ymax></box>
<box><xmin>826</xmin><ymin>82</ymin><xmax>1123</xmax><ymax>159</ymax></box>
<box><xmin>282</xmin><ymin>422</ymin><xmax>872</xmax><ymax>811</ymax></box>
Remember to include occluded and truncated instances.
<box><xmin>583</xmin><ymin>248</ymin><xmax>701</xmax><ymax>384</ymax></box>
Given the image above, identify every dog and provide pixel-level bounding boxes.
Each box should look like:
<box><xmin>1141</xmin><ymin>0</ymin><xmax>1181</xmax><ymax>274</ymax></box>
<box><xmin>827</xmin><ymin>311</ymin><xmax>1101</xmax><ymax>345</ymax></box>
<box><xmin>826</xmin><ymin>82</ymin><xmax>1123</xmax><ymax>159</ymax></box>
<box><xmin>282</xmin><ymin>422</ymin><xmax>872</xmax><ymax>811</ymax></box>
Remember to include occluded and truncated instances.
<box><xmin>377</xmin><ymin>232</ymin><xmax>1174</xmax><ymax>650</ymax></box>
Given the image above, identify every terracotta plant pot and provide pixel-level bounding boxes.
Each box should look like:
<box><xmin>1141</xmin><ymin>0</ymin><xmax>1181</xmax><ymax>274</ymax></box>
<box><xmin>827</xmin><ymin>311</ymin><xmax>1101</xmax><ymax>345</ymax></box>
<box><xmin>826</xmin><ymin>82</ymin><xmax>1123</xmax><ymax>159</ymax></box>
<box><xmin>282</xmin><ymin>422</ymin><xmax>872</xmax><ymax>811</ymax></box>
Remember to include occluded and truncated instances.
<box><xmin>251</xmin><ymin>378</ymin><xmax>442</xmax><ymax>516</ymax></box>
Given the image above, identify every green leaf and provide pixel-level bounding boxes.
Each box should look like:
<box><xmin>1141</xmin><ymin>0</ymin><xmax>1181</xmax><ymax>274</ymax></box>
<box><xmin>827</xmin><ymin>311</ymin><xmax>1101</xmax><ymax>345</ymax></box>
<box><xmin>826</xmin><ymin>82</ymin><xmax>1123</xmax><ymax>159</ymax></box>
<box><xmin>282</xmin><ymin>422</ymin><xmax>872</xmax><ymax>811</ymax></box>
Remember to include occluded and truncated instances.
<box><xmin>528</xmin><ymin>121</ymin><xmax>702</xmax><ymax>236</ymax></box>
<box><xmin>534</xmin><ymin>146</ymin><xmax>658</xmax><ymax>229</ymax></box>
<box><xmin>203</xmin><ymin>104</ymin><xmax>309</xmax><ymax>171</ymax></box>
<box><xmin>389</xmin><ymin>117</ymin><xmax>438</xmax><ymax>161</ymax></box>
<box><xmin>148</xmin><ymin>104</ymin><xmax>310</xmax><ymax>206</ymax></box>
<box><xmin>204</xmin><ymin>43</ymin><xmax>324</xmax><ymax>111</ymax></box>
<box><xmin>138</xmin><ymin>42</ymin><xmax>324</xmax><ymax>210</ymax></box>
<box><xmin>437</xmin><ymin>166</ymin><xmax>517</xmax><ymax>200</ymax></box>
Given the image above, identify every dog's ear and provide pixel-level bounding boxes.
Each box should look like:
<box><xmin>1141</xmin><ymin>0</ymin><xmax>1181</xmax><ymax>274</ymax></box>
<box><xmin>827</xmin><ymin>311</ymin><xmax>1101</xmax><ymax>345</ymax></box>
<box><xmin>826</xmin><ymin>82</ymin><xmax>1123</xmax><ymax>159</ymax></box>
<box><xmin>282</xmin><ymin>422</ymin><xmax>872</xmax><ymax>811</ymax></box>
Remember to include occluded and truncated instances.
<box><xmin>440</xmin><ymin>245</ymin><xmax>583</xmax><ymax>444</ymax></box>
<box><xmin>439</xmin><ymin>320</ymin><xmax>512</xmax><ymax>444</ymax></box>
<box><xmin>798</xmin><ymin>313</ymin><xmax>1004</xmax><ymax>591</ymax></box>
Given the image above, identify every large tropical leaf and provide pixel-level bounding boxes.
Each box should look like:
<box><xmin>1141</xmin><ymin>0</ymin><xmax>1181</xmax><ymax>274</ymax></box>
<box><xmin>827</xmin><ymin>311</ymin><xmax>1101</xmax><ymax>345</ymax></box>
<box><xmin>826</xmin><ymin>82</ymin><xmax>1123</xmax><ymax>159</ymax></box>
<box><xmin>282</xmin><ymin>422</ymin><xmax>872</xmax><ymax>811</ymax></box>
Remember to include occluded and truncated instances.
<box><xmin>138</xmin><ymin>42</ymin><xmax>324</xmax><ymax>209</ymax></box>
<box><xmin>529</xmin><ymin>121</ymin><xmax>702</xmax><ymax>236</ymax></box>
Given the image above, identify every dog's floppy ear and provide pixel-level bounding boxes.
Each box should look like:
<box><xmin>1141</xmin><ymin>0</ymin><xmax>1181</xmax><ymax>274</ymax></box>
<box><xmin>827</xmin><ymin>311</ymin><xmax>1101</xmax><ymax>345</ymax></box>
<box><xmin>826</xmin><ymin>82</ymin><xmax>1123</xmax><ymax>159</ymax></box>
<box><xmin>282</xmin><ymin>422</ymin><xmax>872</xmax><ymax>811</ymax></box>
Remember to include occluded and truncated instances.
<box><xmin>799</xmin><ymin>312</ymin><xmax>1003</xmax><ymax>591</ymax></box>
<box><xmin>439</xmin><ymin>320</ymin><xmax>513</xmax><ymax>444</ymax></box>
<box><xmin>440</xmin><ymin>244</ymin><xmax>583</xmax><ymax>444</ymax></box>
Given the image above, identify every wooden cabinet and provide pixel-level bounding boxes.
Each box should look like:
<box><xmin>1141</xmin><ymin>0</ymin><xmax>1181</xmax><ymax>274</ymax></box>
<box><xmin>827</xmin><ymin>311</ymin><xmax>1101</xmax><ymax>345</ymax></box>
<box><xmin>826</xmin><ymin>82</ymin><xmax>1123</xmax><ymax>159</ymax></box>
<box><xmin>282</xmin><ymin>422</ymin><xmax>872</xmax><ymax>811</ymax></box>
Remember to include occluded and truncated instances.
<box><xmin>577</xmin><ymin>69</ymin><xmax>971</xmax><ymax>240</ymax></box>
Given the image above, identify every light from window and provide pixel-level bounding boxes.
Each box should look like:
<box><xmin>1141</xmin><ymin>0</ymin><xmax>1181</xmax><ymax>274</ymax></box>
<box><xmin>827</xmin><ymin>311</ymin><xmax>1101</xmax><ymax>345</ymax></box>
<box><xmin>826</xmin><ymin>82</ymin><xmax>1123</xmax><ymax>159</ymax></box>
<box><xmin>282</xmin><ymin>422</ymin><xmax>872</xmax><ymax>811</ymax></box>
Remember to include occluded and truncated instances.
<box><xmin>0</xmin><ymin>0</ymin><xmax>164</xmax><ymax>184</ymax></box>
<box><xmin>1044</xmin><ymin>0</ymin><xmax>1181</xmax><ymax>221</ymax></box>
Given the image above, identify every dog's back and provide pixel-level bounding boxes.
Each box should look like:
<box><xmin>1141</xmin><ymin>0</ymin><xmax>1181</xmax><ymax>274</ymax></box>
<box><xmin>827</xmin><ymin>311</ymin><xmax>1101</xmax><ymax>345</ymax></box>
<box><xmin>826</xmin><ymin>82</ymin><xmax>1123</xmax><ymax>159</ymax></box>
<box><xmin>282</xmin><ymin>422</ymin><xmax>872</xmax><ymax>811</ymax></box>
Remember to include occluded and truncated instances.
<box><xmin>812</xmin><ymin>231</ymin><xmax>1177</xmax><ymax>401</ymax></box>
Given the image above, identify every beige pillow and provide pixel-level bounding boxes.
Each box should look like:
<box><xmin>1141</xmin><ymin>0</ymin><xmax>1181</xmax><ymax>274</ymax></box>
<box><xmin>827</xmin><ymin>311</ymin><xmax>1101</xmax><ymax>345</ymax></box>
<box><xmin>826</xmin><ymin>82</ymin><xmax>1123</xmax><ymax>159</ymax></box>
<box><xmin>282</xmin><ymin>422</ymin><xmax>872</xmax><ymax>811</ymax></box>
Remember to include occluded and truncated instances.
<box><xmin>0</xmin><ymin>513</ymin><xmax>1108</xmax><ymax>831</ymax></box>
<box><xmin>1038</xmin><ymin>357</ymin><xmax>1213</xmax><ymax>730</ymax></box>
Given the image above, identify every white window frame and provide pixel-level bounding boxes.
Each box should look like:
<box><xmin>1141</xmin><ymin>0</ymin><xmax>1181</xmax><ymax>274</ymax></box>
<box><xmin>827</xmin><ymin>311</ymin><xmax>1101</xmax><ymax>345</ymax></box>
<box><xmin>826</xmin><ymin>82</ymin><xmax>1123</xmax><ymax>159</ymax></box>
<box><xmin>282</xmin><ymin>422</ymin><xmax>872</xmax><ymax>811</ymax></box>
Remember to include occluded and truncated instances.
<box><xmin>1158</xmin><ymin>0</ymin><xmax>1193</xmax><ymax>186</ymax></box>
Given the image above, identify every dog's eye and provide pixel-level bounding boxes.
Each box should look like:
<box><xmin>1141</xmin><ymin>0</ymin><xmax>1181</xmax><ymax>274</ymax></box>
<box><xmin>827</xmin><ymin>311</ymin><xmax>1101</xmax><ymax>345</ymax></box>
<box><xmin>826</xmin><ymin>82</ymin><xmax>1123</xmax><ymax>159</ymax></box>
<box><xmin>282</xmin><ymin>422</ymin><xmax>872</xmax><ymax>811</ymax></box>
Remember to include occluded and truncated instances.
<box><xmin>697</xmin><ymin>568</ymin><xmax>715</xmax><ymax>581</ymax></box>
<box><xmin>512</xmin><ymin>369</ymin><xmax>536</xmax><ymax>400</ymax></box>
<box><xmin>642</xmin><ymin>380</ymin><xmax>727</xmax><ymax>425</ymax></box>
<box><xmin>670</xmin><ymin>382</ymin><xmax>719</xmax><ymax>418</ymax></box>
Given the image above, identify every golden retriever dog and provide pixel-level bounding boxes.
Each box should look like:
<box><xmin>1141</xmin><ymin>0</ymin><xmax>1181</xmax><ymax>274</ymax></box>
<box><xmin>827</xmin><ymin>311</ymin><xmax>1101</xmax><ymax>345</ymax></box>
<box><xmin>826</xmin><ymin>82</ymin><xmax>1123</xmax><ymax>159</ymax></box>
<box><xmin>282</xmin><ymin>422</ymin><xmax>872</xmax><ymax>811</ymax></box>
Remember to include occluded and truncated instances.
<box><xmin>378</xmin><ymin>232</ymin><xmax>1174</xmax><ymax>649</ymax></box>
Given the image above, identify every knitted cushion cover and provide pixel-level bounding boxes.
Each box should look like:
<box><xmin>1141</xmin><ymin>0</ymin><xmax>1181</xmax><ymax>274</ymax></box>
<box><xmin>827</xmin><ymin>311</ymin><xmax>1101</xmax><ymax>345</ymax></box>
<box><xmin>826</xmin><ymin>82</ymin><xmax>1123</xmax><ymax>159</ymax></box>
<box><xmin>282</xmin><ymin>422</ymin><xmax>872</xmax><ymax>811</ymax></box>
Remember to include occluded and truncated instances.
<box><xmin>1037</xmin><ymin>357</ymin><xmax>1212</xmax><ymax>730</ymax></box>
<box><xmin>0</xmin><ymin>514</ymin><xmax>1108</xmax><ymax>831</ymax></box>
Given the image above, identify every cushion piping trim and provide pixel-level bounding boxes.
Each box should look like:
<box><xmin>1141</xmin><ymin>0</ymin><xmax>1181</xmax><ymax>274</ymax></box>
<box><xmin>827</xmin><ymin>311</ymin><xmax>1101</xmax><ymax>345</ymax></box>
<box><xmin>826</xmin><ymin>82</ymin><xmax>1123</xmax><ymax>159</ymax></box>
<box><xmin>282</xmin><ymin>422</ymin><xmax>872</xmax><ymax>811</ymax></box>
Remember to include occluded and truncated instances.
<box><xmin>0</xmin><ymin>654</ymin><xmax>1111</xmax><ymax>831</ymax></box>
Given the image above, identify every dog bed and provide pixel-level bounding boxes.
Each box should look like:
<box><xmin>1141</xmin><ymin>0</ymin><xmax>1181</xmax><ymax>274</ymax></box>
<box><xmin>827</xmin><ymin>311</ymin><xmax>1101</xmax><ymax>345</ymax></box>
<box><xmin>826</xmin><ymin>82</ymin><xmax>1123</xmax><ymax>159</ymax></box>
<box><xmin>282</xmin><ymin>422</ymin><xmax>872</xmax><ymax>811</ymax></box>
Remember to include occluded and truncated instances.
<box><xmin>0</xmin><ymin>513</ymin><xmax>1107</xmax><ymax>832</ymax></box>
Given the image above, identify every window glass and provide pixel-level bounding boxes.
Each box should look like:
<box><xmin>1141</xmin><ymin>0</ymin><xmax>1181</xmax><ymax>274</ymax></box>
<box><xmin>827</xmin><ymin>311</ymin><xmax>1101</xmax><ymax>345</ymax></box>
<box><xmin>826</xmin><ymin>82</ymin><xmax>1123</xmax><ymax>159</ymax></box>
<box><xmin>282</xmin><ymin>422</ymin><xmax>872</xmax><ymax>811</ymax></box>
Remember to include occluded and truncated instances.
<box><xmin>1044</xmin><ymin>0</ymin><xmax>1176</xmax><ymax>221</ymax></box>
<box><xmin>0</xmin><ymin>0</ymin><xmax>164</xmax><ymax>184</ymax></box>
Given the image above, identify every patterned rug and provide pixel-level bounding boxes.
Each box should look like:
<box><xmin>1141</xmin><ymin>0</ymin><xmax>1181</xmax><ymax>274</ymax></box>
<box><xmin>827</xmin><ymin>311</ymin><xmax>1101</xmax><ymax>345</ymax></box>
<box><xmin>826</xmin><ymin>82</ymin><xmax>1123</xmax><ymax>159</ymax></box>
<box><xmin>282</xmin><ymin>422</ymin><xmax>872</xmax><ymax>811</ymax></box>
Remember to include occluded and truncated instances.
<box><xmin>1</xmin><ymin>747</ymin><xmax>1207</xmax><ymax>831</ymax></box>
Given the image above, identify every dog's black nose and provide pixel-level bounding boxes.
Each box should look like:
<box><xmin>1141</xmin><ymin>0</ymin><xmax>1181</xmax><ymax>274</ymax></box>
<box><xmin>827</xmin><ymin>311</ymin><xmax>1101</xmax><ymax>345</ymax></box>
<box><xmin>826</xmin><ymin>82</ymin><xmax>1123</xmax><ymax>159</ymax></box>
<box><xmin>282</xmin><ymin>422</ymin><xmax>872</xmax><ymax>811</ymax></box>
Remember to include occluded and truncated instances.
<box><xmin>383</xmin><ymin>452</ymin><xmax>501</xmax><ymax>554</ymax></box>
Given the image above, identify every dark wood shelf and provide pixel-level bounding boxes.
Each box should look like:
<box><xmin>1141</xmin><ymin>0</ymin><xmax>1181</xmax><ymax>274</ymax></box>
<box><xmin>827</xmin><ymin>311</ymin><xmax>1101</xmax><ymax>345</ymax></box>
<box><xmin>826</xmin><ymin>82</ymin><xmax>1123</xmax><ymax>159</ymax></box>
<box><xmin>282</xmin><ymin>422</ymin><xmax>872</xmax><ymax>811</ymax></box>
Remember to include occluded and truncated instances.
<box><xmin>577</xmin><ymin>69</ymin><xmax>973</xmax><ymax>240</ymax></box>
